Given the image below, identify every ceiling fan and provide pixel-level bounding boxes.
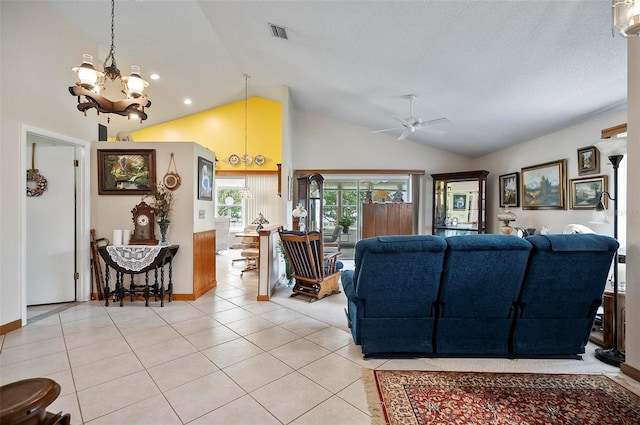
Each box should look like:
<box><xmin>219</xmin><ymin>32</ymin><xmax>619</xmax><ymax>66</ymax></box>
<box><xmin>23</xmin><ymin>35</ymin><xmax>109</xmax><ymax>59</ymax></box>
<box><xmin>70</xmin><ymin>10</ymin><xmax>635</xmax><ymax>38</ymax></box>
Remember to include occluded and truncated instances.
<box><xmin>371</xmin><ymin>94</ymin><xmax>450</xmax><ymax>141</ymax></box>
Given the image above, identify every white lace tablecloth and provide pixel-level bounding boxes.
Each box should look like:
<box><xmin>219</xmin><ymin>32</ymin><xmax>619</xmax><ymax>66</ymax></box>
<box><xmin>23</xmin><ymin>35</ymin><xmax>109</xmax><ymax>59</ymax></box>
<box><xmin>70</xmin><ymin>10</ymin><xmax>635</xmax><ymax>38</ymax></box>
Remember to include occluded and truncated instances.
<box><xmin>105</xmin><ymin>246</ymin><xmax>163</xmax><ymax>272</ymax></box>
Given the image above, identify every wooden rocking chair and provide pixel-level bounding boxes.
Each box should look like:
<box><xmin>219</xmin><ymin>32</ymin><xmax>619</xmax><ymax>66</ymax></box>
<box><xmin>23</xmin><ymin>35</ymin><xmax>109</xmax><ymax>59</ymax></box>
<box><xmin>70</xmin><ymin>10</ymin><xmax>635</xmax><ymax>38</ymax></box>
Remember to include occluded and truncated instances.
<box><xmin>278</xmin><ymin>229</ymin><xmax>342</xmax><ymax>302</ymax></box>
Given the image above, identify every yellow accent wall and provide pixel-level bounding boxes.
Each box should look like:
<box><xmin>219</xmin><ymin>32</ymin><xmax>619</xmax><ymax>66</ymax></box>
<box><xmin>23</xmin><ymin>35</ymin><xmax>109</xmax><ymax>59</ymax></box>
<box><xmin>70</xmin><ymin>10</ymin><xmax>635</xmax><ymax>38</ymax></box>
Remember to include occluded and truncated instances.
<box><xmin>130</xmin><ymin>97</ymin><xmax>282</xmax><ymax>171</ymax></box>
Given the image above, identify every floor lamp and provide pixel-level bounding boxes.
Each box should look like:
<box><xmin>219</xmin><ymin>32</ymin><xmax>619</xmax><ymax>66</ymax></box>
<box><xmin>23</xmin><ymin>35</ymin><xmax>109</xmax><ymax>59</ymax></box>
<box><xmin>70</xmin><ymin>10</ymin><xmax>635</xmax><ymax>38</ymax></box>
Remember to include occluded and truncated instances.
<box><xmin>590</xmin><ymin>136</ymin><xmax>627</xmax><ymax>367</ymax></box>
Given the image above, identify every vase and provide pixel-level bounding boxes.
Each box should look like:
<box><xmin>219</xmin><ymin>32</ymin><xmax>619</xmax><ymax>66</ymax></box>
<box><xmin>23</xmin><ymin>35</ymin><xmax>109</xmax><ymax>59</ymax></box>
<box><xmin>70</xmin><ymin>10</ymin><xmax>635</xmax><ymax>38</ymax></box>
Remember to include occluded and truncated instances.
<box><xmin>158</xmin><ymin>219</ymin><xmax>170</xmax><ymax>245</ymax></box>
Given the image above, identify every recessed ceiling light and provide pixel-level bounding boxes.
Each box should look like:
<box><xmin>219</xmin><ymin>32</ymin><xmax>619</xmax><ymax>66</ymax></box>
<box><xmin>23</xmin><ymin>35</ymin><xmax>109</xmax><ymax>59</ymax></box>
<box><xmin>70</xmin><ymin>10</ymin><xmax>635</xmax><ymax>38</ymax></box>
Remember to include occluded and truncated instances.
<box><xmin>183</xmin><ymin>98</ymin><xmax>192</xmax><ymax>105</ymax></box>
<box><xmin>149</xmin><ymin>73</ymin><xmax>160</xmax><ymax>80</ymax></box>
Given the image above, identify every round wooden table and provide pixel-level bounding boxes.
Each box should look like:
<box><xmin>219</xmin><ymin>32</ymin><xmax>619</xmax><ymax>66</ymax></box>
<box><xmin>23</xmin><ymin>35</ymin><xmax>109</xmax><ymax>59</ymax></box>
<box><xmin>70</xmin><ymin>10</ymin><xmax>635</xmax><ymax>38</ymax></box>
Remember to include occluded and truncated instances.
<box><xmin>0</xmin><ymin>378</ymin><xmax>60</xmax><ymax>424</ymax></box>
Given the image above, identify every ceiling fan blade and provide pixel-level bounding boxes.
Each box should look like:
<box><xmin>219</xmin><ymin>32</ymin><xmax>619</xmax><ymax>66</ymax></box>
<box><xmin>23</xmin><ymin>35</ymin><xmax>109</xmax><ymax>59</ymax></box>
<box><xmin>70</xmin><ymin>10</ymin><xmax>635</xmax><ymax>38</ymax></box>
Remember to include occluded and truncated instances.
<box><xmin>423</xmin><ymin>117</ymin><xmax>451</xmax><ymax>126</ymax></box>
<box><xmin>371</xmin><ymin>126</ymin><xmax>405</xmax><ymax>134</ymax></box>
<box><xmin>394</xmin><ymin>117</ymin><xmax>412</xmax><ymax>127</ymax></box>
<box><xmin>397</xmin><ymin>129</ymin><xmax>411</xmax><ymax>141</ymax></box>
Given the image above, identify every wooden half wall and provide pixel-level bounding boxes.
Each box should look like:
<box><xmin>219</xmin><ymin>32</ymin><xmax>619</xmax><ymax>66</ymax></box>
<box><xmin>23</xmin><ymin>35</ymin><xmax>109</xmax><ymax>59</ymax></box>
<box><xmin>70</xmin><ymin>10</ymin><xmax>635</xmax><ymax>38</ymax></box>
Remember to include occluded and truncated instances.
<box><xmin>193</xmin><ymin>230</ymin><xmax>216</xmax><ymax>299</ymax></box>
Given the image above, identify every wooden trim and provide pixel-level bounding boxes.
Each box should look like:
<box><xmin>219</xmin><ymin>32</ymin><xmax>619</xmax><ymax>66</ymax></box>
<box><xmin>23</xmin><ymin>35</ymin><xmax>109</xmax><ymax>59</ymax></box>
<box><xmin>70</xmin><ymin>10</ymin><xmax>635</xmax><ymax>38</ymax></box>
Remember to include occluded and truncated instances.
<box><xmin>294</xmin><ymin>169</ymin><xmax>426</xmax><ymax>176</ymax></box>
<box><xmin>215</xmin><ymin>170</ymin><xmax>278</xmax><ymax>176</ymax></box>
<box><xmin>621</xmin><ymin>363</ymin><xmax>640</xmax><ymax>383</ymax></box>
<box><xmin>257</xmin><ymin>295</ymin><xmax>270</xmax><ymax>301</ymax></box>
<box><xmin>277</xmin><ymin>163</ymin><xmax>282</xmax><ymax>197</ymax></box>
<box><xmin>0</xmin><ymin>319</ymin><xmax>22</xmax><ymax>335</ymax></box>
<box><xmin>601</xmin><ymin>123</ymin><xmax>627</xmax><ymax>139</ymax></box>
<box><xmin>193</xmin><ymin>230</ymin><xmax>216</xmax><ymax>299</ymax></box>
<box><xmin>172</xmin><ymin>293</ymin><xmax>197</xmax><ymax>301</ymax></box>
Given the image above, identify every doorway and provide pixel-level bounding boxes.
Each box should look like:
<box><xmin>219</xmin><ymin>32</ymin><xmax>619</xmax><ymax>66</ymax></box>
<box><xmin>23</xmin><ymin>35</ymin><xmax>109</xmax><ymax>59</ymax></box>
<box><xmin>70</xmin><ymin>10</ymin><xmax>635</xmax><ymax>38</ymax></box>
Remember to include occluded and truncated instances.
<box><xmin>21</xmin><ymin>126</ymin><xmax>91</xmax><ymax>324</ymax></box>
<box><xmin>26</xmin><ymin>134</ymin><xmax>77</xmax><ymax>304</ymax></box>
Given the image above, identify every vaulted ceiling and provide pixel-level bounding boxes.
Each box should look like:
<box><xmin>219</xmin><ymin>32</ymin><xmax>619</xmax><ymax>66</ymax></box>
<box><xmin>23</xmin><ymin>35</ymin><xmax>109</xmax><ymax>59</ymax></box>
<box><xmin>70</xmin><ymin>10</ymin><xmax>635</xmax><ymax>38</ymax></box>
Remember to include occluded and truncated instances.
<box><xmin>48</xmin><ymin>0</ymin><xmax>627</xmax><ymax>157</ymax></box>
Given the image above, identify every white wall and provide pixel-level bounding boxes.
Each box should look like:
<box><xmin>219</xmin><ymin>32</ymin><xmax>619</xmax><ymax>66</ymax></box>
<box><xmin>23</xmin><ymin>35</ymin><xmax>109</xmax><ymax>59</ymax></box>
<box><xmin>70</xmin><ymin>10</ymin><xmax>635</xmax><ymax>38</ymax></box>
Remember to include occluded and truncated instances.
<box><xmin>473</xmin><ymin>107</ymin><xmax>627</xmax><ymax>236</ymax></box>
<box><xmin>91</xmin><ymin>142</ymin><xmax>215</xmax><ymax>296</ymax></box>
<box><xmin>1</xmin><ymin>1</ymin><xmax>98</xmax><ymax>327</ymax></box>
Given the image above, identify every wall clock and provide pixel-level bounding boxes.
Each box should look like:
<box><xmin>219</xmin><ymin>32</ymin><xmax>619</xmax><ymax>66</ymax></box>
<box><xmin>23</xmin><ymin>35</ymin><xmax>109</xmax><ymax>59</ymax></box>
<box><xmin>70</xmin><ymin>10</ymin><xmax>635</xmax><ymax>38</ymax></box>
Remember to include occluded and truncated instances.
<box><xmin>129</xmin><ymin>201</ymin><xmax>158</xmax><ymax>245</ymax></box>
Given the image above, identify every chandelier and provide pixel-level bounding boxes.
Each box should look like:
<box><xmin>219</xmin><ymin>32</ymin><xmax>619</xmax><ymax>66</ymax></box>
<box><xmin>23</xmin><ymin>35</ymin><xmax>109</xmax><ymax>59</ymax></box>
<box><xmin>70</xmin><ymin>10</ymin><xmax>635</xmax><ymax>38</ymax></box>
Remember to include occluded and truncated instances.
<box><xmin>613</xmin><ymin>0</ymin><xmax>640</xmax><ymax>37</ymax></box>
<box><xmin>240</xmin><ymin>73</ymin><xmax>254</xmax><ymax>200</ymax></box>
<box><xmin>69</xmin><ymin>0</ymin><xmax>151</xmax><ymax>123</ymax></box>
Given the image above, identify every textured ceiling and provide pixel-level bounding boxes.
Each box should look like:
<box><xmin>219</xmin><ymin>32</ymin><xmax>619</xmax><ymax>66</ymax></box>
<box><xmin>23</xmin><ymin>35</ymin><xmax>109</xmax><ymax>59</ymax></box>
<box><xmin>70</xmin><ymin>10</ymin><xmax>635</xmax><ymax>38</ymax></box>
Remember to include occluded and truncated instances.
<box><xmin>47</xmin><ymin>0</ymin><xmax>627</xmax><ymax>157</ymax></box>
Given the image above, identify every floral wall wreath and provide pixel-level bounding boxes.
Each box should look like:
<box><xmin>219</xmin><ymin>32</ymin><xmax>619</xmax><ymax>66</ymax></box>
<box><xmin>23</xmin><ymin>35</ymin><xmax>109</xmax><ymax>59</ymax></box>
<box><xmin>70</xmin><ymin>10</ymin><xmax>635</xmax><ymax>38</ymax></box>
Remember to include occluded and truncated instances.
<box><xmin>26</xmin><ymin>144</ymin><xmax>48</xmax><ymax>197</ymax></box>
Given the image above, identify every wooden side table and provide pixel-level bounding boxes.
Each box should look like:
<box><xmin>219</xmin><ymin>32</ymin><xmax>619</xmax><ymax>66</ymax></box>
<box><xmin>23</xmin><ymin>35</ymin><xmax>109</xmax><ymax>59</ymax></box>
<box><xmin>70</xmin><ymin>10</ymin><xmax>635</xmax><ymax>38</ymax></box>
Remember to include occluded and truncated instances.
<box><xmin>602</xmin><ymin>291</ymin><xmax>626</xmax><ymax>350</ymax></box>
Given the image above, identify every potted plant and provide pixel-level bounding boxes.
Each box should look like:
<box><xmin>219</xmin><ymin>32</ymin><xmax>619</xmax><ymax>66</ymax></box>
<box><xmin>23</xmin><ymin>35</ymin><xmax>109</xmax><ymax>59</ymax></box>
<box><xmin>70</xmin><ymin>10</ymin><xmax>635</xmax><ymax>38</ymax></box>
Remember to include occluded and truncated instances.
<box><xmin>338</xmin><ymin>216</ymin><xmax>354</xmax><ymax>234</ymax></box>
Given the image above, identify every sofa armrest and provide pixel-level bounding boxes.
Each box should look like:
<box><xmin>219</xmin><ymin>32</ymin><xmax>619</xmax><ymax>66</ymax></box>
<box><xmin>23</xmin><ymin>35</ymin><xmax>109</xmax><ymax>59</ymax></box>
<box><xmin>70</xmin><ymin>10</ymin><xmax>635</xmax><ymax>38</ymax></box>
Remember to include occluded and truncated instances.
<box><xmin>341</xmin><ymin>270</ymin><xmax>356</xmax><ymax>298</ymax></box>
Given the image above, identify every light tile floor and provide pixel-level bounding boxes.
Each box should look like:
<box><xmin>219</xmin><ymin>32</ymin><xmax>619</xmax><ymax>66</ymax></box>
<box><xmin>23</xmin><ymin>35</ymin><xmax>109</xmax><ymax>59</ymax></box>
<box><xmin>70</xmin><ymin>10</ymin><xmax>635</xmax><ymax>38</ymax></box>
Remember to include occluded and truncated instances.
<box><xmin>1</xmin><ymin>251</ymin><xmax>639</xmax><ymax>424</ymax></box>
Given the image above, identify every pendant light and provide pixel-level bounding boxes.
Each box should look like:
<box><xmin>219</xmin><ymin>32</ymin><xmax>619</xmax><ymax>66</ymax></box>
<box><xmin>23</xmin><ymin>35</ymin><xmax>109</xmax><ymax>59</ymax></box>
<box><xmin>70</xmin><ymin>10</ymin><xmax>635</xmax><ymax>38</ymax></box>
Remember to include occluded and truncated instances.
<box><xmin>69</xmin><ymin>0</ymin><xmax>151</xmax><ymax>123</ymax></box>
<box><xmin>239</xmin><ymin>73</ymin><xmax>254</xmax><ymax>200</ymax></box>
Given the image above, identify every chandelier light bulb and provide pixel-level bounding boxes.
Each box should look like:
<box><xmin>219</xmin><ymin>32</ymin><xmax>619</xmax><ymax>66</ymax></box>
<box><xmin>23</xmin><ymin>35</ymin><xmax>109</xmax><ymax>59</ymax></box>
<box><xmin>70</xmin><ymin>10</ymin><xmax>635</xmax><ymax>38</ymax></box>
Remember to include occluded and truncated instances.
<box><xmin>123</xmin><ymin>65</ymin><xmax>148</xmax><ymax>98</ymax></box>
<box><xmin>73</xmin><ymin>54</ymin><xmax>101</xmax><ymax>90</ymax></box>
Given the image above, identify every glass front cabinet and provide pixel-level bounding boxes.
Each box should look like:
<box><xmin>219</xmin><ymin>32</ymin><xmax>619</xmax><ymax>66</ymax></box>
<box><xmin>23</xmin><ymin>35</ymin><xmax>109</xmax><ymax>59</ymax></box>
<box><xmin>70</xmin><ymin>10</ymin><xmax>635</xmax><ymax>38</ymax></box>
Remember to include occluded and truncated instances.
<box><xmin>296</xmin><ymin>173</ymin><xmax>324</xmax><ymax>232</ymax></box>
<box><xmin>431</xmin><ymin>170</ymin><xmax>489</xmax><ymax>236</ymax></box>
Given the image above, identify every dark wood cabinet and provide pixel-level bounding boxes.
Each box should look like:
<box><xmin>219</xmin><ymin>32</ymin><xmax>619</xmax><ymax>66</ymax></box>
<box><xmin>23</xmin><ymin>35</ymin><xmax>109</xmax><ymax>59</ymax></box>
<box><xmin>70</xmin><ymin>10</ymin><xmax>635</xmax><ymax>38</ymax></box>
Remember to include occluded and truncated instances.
<box><xmin>431</xmin><ymin>170</ymin><xmax>489</xmax><ymax>236</ymax></box>
<box><xmin>362</xmin><ymin>203</ymin><xmax>413</xmax><ymax>238</ymax></box>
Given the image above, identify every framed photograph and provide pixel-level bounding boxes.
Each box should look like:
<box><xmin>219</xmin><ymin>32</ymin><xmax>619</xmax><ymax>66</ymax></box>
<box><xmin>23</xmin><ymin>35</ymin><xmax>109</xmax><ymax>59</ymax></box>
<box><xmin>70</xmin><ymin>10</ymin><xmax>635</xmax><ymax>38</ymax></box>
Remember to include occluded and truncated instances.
<box><xmin>499</xmin><ymin>172</ymin><xmax>520</xmax><ymax>207</ymax></box>
<box><xmin>198</xmin><ymin>156</ymin><xmax>214</xmax><ymax>201</ymax></box>
<box><xmin>452</xmin><ymin>194</ymin><xmax>467</xmax><ymax>210</ymax></box>
<box><xmin>577</xmin><ymin>146</ymin><xmax>600</xmax><ymax>175</ymax></box>
<box><xmin>97</xmin><ymin>149</ymin><xmax>156</xmax><ymax>195</ymax></box>
<box><xmin>521</xmin><ymin>159</ymin><xmax>567</xmax><ymax>210</ymax></box>
<box><xmin>570</xmin><ymin>175</ymin><xmax>608</xmax><ymax>209</ymax></box>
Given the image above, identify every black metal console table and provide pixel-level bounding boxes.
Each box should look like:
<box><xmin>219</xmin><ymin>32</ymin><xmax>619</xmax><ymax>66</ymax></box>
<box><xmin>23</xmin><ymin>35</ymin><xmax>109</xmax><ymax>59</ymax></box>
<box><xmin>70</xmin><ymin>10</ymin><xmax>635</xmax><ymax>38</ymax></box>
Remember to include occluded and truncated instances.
<box><xmin>98</xmin><ymin>245</ymin><xmax>179</xmax><ymax>307</ymax></box>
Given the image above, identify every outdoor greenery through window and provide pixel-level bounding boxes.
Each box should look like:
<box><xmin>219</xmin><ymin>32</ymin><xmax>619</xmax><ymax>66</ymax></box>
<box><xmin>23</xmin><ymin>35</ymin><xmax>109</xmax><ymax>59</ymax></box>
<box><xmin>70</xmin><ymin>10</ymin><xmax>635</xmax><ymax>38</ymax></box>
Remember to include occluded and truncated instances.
<box><xmin>216</xmin><ymin>178</ymin><xmax>245</xmax><ymax>231</ymax></box>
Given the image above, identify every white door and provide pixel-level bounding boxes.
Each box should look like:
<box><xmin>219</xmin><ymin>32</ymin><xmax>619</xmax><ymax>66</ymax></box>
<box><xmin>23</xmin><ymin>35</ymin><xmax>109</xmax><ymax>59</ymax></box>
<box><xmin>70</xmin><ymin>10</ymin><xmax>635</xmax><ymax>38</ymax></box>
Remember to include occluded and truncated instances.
<box><xmin>26</xmin><ymin>137</ymin><xmax>77</xmax><ymax>305</ymax></box>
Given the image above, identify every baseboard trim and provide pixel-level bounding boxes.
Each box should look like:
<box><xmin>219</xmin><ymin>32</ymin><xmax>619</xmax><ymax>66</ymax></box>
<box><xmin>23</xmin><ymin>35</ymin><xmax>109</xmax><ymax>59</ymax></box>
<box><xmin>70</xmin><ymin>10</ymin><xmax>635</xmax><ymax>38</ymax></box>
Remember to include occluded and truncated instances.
<box><xmin>621</xmin><ymin>363</ymin><xmax>640</xmax><ymax>383</ymax></box>
<box><xmin>257</xmin><ymin>295</ymin><xmax>270</xmax><ymax>301</ymax></box>
<box><xmin>0</xmin><ymin>319</ymin><xmax>22</xmax><ymax>335</ymax></box>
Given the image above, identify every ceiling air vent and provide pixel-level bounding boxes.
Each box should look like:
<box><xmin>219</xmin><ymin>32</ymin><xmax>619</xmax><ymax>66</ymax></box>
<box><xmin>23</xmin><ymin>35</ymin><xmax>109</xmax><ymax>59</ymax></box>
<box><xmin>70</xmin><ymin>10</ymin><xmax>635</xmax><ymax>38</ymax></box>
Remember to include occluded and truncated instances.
<box><xmin>269</xmin><ymin>23</ymin><xmax>288</xmax><ymax>40</ymax></box>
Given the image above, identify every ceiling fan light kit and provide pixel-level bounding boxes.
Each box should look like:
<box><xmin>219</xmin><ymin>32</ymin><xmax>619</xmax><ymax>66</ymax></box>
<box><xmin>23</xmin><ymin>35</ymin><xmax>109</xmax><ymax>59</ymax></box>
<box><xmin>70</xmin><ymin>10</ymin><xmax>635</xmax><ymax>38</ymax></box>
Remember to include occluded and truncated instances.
<box><xmin>372</xmin><ymin>94</ymin><xmax>450</xmax><ymax>141</ymax></box>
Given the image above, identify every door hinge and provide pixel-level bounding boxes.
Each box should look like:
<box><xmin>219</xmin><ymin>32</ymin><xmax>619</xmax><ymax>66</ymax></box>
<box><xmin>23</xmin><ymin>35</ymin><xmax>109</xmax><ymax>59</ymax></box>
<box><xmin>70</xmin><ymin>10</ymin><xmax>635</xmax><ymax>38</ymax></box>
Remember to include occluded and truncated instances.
<box><xmin>74</xmin><ymin>159</ymin><xmax>79</xmax><ymax>167</ymax></box>
<box><xmin>74</xmin><ymin>272</ymin><xmax>79</xmax><ymax>280</ymax></box>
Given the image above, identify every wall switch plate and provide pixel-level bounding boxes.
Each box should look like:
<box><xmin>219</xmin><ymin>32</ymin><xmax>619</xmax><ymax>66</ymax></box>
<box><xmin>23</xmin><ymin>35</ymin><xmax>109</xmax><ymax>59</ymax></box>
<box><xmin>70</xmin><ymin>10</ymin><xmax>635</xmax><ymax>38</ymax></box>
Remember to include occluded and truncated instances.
<box><xmin>199</xmin><ymin>210</ymin><xmax>205</xmax><ymax>219</ymax></box>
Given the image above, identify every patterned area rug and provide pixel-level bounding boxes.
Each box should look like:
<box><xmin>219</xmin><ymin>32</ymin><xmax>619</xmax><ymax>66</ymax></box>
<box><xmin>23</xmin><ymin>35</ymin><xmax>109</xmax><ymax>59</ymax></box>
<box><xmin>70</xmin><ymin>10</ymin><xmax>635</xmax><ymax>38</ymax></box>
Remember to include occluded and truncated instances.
<box><xmin>363</xmin><ymin>370</ymin><xmax>640</xmax><ymax>425</ymax></box>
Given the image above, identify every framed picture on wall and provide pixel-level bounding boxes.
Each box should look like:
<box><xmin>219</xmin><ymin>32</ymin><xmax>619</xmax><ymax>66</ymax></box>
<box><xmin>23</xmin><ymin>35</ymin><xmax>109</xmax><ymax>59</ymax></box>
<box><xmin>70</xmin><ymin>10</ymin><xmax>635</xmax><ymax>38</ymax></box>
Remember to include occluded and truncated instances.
<box><xmin>570</xmin><ymin>175</ymin><xmax>608</xmax><ymax>209</ymax></box>
<box><xmin>452</xmin><ymin>194</ymin><xmax>467</xmax><ymax>210</ymax></box>
<box><xmin>577</xmin><ymin>146</ymin><xmax>600</xmax><ymax>175</ymax></box>
<box><xmin>198</xmin><ymin>157</ymin><xmax>214</xmax><ymax>201</ymax></box>
<box><xmin>97</xmin><ymin>149</ymin><xmax>156</xmax><ymax>195</ymax></box>
<box><xmin>499</xmin><ymin>172</ymin><xmax>520</xmax><ymax>207</ymax></box>
<box><xmin>521</xmin><ymin>159</ymin><xmax>567</xmax><ymax>210</ymax></box>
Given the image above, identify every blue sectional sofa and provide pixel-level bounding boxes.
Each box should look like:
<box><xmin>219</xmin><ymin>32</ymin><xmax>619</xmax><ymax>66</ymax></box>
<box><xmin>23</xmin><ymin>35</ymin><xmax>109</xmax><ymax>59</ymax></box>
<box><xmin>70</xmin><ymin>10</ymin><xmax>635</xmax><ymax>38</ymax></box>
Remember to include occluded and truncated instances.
<box><xmin>341</xmin><ymin>233</ymin><xmax>618</xmax><ymax>358</ymax></box>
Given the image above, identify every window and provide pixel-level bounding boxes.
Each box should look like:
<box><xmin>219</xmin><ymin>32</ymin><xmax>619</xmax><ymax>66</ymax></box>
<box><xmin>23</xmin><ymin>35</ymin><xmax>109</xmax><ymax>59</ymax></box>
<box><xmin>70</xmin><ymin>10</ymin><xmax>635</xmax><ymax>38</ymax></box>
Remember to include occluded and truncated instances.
<box><xmin>322</xmin><ymin>176</ymin><xmax>411</xmax><ymax>236</ymax></box>
<box><xmin>216</xmin><ymin>178</ymin><xmax>245</xmax><ymax>232</ymax></box>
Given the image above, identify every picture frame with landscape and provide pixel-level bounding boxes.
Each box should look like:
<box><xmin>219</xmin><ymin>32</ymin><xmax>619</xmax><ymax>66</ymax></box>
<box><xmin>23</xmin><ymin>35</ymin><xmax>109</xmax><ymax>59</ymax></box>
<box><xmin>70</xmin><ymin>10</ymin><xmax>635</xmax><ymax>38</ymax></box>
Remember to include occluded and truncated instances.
<box><xmin>499</xmin><ymin>172</ymin><xmax>519</xmax><ymax>207</ymax></box>
<box><xmin>570</xmin><ymin>175</ymin><xmax>607</xmax><ymax>209</ymax></box>
<box><xmin>97</xmin><ymin>149</ymin><xmax>156</xmax><ymax>195</ymax></box>
<box><xmin>577</xmin><ymin>146</ymin><xmax>599</xmax><ymax>175</ymax></box>
<box><xmin>521</xmin><ymin>159</ymin><xmax>567</xmax><ymax>210</ymax></box>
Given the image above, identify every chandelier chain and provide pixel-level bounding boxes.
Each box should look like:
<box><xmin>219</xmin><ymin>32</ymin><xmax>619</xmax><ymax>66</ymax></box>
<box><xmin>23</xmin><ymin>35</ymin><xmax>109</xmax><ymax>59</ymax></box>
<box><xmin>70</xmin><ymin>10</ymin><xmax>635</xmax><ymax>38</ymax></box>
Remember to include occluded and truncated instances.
<box><xmin>103</xmin><ymin>0</ymin><xmax>120</xmax><ymax>81</ymax></box>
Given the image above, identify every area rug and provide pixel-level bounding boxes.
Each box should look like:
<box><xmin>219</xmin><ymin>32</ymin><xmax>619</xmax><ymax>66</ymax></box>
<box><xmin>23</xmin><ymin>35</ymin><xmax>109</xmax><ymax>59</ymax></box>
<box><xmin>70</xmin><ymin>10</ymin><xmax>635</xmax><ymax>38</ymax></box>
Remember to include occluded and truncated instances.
<box><xmin>363</xmin><ymin>369</ymin><xmax>640</xmax><ymax>425</ymax></box>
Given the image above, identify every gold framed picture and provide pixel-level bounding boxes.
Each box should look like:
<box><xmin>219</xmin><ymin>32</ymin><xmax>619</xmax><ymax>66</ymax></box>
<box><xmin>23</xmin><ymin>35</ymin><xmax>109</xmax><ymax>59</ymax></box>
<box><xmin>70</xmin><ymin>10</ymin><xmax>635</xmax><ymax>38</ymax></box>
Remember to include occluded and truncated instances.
<box><xmin>521</xmin><ymin>159</ymin><xmax>567</xmax><ymax>210</ymax></box>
